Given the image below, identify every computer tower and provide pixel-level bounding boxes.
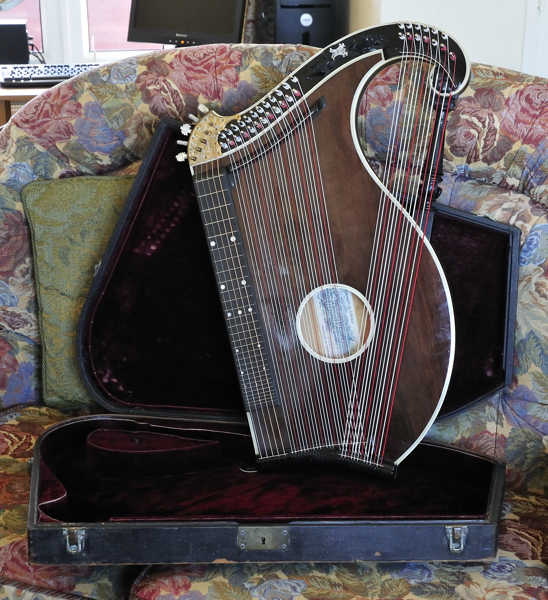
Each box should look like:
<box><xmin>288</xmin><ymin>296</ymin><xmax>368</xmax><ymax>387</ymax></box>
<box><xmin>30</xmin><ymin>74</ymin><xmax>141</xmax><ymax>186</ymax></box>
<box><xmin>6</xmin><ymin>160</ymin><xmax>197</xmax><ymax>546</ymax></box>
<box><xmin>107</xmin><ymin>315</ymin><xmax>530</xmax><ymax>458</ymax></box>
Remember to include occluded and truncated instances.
<box><xmin>275</xmin><ymin>0</ymin><xmax>344</xmax><ymax>47</ymax></box>
<box><xmin>0</xmin><ymin>21</ymin><xmax>29</xmax><ymax>65</ymax></box>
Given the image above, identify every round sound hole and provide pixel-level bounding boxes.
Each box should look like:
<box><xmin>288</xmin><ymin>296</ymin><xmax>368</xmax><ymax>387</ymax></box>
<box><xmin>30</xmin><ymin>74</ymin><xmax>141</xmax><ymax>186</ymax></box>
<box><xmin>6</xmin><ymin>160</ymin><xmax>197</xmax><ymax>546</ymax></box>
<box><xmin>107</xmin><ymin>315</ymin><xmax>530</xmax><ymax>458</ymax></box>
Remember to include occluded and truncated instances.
<box><xmin>296</xmin><ymin>284</ymin><xmax>375</xmax><ymax>363</ymax></box>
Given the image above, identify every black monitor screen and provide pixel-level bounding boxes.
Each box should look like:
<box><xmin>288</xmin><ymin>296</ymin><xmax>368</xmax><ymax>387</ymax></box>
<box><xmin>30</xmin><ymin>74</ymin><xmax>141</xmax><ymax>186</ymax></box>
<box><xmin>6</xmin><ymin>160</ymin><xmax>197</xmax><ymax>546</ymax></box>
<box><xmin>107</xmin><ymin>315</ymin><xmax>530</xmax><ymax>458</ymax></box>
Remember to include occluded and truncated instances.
<box><xmin>128</xmin><ymin>0</ymin><xmax>246</xmax><ymax>46</ymax></box>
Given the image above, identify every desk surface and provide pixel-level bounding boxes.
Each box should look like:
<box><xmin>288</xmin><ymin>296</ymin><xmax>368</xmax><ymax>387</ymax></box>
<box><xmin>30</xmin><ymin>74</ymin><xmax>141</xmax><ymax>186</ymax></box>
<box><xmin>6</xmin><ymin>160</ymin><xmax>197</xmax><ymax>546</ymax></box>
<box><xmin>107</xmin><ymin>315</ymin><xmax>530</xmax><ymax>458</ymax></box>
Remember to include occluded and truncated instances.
<box><xmin>0</xmin><ymin>86</ymin><xmax>49</xmax><ymax>126</ymax></box>
<box><xmin>0</xmin><ymin>86</ymin><xmax>49</xmax><ymax>100</ymax></box>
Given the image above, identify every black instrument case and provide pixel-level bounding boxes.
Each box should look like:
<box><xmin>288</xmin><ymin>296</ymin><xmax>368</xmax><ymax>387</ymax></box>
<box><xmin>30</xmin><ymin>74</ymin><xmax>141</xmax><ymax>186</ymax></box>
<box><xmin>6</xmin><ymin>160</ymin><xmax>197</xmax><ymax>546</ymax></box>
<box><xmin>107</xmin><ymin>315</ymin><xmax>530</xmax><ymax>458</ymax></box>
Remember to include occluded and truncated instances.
<box><xmin>27</xmin><ymin>119</ymin><xmax>517</xmax><ymax>565</ymax></box>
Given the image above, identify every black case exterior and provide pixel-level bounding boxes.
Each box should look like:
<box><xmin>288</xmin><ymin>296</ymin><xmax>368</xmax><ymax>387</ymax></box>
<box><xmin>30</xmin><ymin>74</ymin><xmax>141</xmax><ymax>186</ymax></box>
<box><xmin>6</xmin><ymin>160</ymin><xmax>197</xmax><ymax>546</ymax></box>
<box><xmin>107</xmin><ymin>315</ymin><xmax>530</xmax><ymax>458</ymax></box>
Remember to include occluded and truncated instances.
<box><xmin>27</xmin><ymin>120</ymin><xmax>514</xmax><ymax>565</ymax></box>
<box><xmin>28</xmin><ymin>516</ymin><xmax>504</xmax><ymax>564</ymax></box>
<box><xmin>28</xmin><ymin>415</ymin><xmax>505</xmax><ymax>564</ymax></box>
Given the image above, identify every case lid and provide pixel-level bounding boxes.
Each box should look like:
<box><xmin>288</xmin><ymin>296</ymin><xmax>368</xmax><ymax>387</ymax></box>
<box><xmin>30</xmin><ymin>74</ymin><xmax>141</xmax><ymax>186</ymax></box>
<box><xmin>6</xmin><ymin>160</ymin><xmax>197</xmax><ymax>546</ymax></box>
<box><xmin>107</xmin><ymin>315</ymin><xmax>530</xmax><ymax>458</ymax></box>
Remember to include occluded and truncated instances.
<box><xmin>77</xmin><ymin>119</ymin><xmax>519</xmax><ymax>421</ymax></box>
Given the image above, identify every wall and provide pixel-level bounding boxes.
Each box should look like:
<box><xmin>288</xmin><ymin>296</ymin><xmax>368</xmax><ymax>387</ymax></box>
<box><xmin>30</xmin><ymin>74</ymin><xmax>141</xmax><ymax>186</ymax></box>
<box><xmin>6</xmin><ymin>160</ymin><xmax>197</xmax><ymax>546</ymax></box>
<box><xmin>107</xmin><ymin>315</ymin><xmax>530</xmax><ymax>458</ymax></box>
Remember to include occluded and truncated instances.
<box><xmin>348</xmin><ymin>0</ymin><xmax>381</xmax><ymax>30</ymax></box>
<box><xmin>348</xmin><ymin>0</ymin><xmax>533</xmax><ymax>74</ymax></box>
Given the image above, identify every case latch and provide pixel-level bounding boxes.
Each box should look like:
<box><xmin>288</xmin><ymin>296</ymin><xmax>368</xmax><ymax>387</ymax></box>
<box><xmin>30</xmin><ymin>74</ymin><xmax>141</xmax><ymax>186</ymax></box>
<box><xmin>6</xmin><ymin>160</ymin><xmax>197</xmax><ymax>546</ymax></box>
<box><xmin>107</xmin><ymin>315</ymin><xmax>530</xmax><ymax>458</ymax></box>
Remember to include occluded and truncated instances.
<box><xmin>238</xmin><ymin>527</ymin><xmax>289</xmax><ymax>550</ymax></box>
<box><xmin>63</xmin><ymin>528</ymin><xmax>86</xmax><ymax>555</ymax></box>
<box><xmin>445</xmin><ymin>525</ymin><xmax>468</xmax><ymax>553</ymax></box>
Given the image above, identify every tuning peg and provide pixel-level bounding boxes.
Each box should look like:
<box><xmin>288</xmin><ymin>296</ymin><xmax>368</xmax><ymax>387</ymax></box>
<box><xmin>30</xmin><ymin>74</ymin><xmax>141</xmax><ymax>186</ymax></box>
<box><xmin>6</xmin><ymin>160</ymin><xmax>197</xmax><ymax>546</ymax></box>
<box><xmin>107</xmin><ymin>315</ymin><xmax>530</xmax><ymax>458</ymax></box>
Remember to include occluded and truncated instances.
<box><xmin>198</xmin><ymin>103</ymin><xmax>209</xmax><ymax>115</ymax></box>
<box><xmin>188</xmin><ymin>114</ymin><xmax>199</xmax><ymax>123</ymax></box>
<box><xmin>177</xmin><ymin>139</ymin><xmax>188</xmax><ymax>146</ymax></box>
<box><xmin>175</xmin><ymin>152</ymin><xmax>188</xmax><ymax>162</ymax></box>
<box><xmin>180</xmin><ymin>123</ymin><xmax>192</xmax><ymax>136</ymax></box>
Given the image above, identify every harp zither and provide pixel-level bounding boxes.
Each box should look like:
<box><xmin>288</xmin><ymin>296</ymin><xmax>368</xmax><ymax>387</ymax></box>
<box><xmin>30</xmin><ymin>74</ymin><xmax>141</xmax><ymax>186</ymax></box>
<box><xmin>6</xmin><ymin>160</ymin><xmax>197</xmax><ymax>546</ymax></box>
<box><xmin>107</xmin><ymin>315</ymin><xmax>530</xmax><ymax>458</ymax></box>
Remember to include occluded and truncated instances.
<box><xmin>177</xmin><ymin>23</ymin><xmax>470</xmax><ymax>478</ymax></box>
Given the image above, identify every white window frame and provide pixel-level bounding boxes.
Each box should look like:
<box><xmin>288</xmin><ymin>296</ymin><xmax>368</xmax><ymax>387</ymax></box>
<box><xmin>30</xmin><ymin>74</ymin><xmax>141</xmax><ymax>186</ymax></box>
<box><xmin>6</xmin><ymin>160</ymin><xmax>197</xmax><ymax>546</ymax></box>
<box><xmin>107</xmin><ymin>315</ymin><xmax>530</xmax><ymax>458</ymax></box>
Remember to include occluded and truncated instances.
<box><xmin>40</xmin><ymin>0</ymin><xmax>160</xmax><ymax>64</ymax></box>
<box><xmin>522</xmin><ymin>0</ymin><xmax>548</xmax><ymax>78</ymax></box>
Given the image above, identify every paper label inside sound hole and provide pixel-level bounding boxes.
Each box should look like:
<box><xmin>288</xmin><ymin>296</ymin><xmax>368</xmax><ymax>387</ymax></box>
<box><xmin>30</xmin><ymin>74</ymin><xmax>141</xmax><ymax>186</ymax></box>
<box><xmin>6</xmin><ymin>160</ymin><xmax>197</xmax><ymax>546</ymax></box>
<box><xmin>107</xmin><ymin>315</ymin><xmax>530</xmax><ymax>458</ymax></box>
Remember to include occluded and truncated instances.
<box><xmin>297</xmin><ymin>284</ymin><xmax>373</xmax><ymax>363</ymax></box>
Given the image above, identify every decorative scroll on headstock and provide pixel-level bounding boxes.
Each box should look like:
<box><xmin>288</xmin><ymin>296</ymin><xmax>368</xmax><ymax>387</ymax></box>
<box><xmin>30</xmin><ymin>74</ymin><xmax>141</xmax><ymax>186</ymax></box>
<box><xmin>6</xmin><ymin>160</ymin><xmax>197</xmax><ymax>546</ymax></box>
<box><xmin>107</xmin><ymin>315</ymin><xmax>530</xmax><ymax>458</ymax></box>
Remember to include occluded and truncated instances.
<box><xmin>178</xmin><ymin>22</ymin><xmax>469</xmax><ymax>169</ymax></box>
<box><xmin>176</xmin><ymin>107</ymin><xmax>237</xmax><ymax>164</ymax></box>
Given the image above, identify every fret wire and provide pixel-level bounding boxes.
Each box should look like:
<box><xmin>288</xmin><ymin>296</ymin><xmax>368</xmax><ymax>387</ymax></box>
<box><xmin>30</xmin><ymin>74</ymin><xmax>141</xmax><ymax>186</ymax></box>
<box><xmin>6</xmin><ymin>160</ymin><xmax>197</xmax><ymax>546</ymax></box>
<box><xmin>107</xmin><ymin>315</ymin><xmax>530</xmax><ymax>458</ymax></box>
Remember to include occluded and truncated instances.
<box><xmin>220</xmin><ymin>276</ymin><xmax>252</xmax><ymax>291</ymax></box>
<box><xmin>199</xmin><ymin>206</ymin><xmax>232</xmax><ymax>215</ymax></box>
<box><xmin>203</xmin><ymin>218</ymin><xmax>238</xmax><ymax>228</ymax></box>
<box><xmin>209</xmin><ymin>251</ymin><xmax>246</xmax><ymax>263</ymax></box>
<box><xmin>222</xmin><ymin>305</ymin><xmax>254</xmax><ymax>315</ymax></box>
<box><xmin>237</xmin><ymin>365</ymin><xmax>271</xmax><ymax>377</ymax></box>
<box><xmin>218</xmin><ymin>300</ymin><xmax>253</xmax><ymax>311</ymax></box>
<box><xmin>228</xmin><ymin>332</ymin><xmax>265</xmax><ymax>345</ymax></box>
<box><xmin>240</xmin><ymin>376</ymin><xmax>272</xmax><ymax>387</ymax></box>
<box><xmin>218</xmin><ymin>290</ymin><xmax>253</xmax><ymax>300</ymax></box>
<box><xmin>241</xmin><ymin>380</ymin><xmax>272</xmax><ymax>390</ymax></box>
<box><xmin>229</xmin><ymin>339</ymin><xmax>266</xmax><ymax>352</ymax></box>
<box><xmin>206</xmin><ymin>240</ymin><xmax>240</xmax><ymax>250</ymax></box>
<box><xmin>211</xmin><ymin>259</ymin><xmax>247</xmax><ymax>270</ymax></box>
<box><xmin>196</xmin><ymin>190</ymin><xmax>229</xmax><ymax>200</ymax></box>
<box><xmin>217</xmin><ymin>279</ymin><xmax>251</xmax><ymax>287</ymax></box>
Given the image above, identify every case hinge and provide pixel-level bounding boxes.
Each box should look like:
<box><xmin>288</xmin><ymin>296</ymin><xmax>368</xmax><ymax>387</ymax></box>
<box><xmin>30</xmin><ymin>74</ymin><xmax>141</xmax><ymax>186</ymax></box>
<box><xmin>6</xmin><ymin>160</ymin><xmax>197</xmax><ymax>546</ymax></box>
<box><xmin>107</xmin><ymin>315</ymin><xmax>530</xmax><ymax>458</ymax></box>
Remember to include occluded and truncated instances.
<box><xmin>63</xmin><ymin>527</ymin><xmax>86</xmax><ymax>555</ymax></box>
<box><xmin>445</xmin><ymin>525</ymin><xmax>468</xmax><ymax>553</ymax></box>
<box><xmin>238</xmin><ymin>526</ymin><xmax>289</xmax><ymax>550</ymax></box>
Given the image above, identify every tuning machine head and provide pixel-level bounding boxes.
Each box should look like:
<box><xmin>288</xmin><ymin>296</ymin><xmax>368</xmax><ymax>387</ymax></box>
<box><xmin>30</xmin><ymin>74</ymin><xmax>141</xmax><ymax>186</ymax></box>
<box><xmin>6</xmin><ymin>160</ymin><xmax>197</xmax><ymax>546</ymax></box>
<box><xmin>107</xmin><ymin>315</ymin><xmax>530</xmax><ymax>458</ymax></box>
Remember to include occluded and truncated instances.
<box><xmin>175</xmin><ymin>121</ymin><xmax>194</xmax><ymax>162</ymax></box>
<box><xmin>180</xmin><ymin>123</ymin><xmax>193</xmax><ymax>136</ymax></box>
<box><xmin>175</xmin><ymin>109</ymin><xmax>237</xmax><ymax>165</ymax></box>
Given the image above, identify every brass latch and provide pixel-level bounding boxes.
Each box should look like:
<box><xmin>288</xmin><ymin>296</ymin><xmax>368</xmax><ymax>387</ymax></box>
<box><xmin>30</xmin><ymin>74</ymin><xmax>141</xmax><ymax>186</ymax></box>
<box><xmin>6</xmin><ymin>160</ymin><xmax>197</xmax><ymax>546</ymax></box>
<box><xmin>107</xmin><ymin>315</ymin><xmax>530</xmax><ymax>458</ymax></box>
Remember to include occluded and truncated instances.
<box><xmin>445</xmin><ymin>525</ymin><xmax>468</xmax><ymax>553</ymax></box>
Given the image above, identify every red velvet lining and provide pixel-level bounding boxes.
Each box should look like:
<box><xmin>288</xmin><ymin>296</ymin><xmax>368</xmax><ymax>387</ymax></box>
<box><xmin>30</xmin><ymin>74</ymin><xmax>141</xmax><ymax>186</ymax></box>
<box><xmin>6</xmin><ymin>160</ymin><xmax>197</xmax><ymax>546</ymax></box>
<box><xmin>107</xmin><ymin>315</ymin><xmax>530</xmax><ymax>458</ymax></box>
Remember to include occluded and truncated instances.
<box><xmin>64</xmin><ymin>121</ymin><xmax>510</xmax><ymax>528</ymax></box>
<box><xmin>78</xmin><ymin>121</ymin><xmax>515</xmax><ymax>420</ymax></box>
<box><xmin>78</xmin><ymin>120</ymin><xmax>243</xmax><ymax>417</ymax></box>
<box><xmin>86</xmin><ymin>429</ymin><xmax>220</xmax><ymax>477</ymax></box>
<box><xmin>37</xmin><ymin>417</ymin><xmax>495</xmax><ymax>524</ymax></box>
<box><xmin>429</xmin><ymin>209</ymin><xmax>516</xmax><ymax>413</ymax></box>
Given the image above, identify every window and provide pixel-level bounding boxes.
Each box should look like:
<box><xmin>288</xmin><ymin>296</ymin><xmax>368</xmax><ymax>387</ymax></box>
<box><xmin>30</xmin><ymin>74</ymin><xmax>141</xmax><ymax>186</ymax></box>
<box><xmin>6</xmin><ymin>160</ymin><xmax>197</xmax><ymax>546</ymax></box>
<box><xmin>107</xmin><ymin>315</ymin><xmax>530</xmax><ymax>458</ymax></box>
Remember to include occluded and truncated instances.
<box><xmin>7</xmin><ymin>0</ymin><xmax>251</xmax><ymax>66</ymax></box>
<box><xmin>38</xmin><ymin>0</ymin><xmax>164</xmax><ymax>64</ymax></box>
<box><xmin>0</xmin><ymin>0</ymin><xmax>42</xmax><ymax>52</ymax></box>
<box><xmin>86</xmin><ymin>0</ymin><xmax>160</xmax><ymax>52</ymax></box>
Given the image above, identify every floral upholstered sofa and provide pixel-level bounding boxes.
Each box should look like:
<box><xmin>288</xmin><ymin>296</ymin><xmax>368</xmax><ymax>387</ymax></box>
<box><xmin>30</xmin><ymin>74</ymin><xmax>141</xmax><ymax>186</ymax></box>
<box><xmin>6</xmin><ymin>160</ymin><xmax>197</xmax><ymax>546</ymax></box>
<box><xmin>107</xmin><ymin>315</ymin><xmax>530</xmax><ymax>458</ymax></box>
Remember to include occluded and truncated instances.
<box><xmin>0</xmin><ymin>34</ymin><xmax>547</xmax><ymax>600</ymax></box>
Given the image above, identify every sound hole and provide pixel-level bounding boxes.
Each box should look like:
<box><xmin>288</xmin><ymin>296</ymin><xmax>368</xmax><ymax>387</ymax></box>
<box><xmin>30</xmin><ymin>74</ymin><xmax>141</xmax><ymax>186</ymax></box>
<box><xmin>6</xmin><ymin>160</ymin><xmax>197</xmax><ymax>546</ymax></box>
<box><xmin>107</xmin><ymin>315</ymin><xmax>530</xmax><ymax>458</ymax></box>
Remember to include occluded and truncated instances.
<box><xmin>296</xmin><ymin>284</ymin><xmax>374</xmax><ymax>363</ymax></box>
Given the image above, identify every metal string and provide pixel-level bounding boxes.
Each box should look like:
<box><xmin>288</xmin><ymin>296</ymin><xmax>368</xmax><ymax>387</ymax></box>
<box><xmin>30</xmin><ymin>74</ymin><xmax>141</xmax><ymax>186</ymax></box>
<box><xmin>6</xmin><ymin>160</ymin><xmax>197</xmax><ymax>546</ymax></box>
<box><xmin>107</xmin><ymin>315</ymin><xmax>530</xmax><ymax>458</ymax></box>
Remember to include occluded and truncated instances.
<box><xmin>195</xmin><ymin>33</ymin><xmax>458</xmax><ymax>465</ymax></box>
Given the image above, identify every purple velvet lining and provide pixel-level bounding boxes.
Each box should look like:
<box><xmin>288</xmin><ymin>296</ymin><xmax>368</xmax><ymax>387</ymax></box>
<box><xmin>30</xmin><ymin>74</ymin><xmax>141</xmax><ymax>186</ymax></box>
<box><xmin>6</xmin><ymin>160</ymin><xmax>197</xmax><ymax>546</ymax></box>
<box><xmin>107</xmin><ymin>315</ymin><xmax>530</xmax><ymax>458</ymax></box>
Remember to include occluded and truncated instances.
<box><xmin>37</xmin><ymin>417</ymin><xmax>495</xmax><ymax>524</ymax></box>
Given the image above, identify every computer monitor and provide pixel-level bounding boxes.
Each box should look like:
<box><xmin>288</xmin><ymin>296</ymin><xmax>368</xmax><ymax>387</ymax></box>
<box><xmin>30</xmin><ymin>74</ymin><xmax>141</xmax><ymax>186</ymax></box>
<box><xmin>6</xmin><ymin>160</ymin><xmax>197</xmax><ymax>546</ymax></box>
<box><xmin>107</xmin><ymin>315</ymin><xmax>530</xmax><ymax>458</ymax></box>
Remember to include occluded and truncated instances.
<box><xmin>127</xmin><ymin>0</ymin><xmax>247</xmax><ymax>47</ymax></box>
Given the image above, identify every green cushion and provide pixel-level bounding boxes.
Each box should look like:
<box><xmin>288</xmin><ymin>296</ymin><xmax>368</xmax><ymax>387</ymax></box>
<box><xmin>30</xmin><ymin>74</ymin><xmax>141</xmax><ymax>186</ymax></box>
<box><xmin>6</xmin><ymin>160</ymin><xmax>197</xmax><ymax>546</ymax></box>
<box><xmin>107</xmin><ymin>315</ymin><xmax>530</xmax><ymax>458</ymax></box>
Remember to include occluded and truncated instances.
<box><xmin>21</xmin><ymin>176</ymin><xmax>134</xmax><ymax>410</ymax></box>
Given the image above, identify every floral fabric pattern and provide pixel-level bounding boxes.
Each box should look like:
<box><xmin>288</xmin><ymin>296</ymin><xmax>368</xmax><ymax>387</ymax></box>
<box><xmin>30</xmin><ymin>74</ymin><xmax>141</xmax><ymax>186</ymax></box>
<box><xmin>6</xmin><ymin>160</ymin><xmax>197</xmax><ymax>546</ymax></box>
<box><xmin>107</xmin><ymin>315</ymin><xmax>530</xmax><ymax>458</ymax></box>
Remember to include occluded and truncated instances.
<box><xmin>0</xmin><ymin>43</ymin><xmax>317</xmax><ymax>412</ymax></box>
<box><xmin>425</xmin><ymin>67</ymin><xmax>548</xmax><ymax>499</ymax></box>
<box><xmin>355</xmin><ymin>60</ymin><xmax>548</xmax><ymax>500</ymax></box>
<box><xmin>0</xmin><ymin>406</ymin><xmax>141</xmax><ymax>599</ymax></box>
<box><xmin>440</xmin><ymin>65</ymin><xmax>548</xmax><ymax>205</ymax></box>
<box><xmin>128</xmin><ymin>57</ymin><xmax>546</xmax><ymax>600</ymax></box>
<box><xmin>0</xmin><ymin>42</ymin><xmax>317</xmax><ymax>599</ymax></box>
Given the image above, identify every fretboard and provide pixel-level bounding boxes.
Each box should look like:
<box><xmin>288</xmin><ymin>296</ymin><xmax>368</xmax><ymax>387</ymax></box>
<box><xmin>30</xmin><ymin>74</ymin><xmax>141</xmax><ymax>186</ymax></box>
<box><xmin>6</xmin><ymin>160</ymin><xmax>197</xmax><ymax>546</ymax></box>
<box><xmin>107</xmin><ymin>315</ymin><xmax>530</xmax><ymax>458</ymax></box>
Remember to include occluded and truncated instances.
<box><xmin>193</xmin><ymin>168</ymin><xmax>278</xmax><ymax>410</ymax></box>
